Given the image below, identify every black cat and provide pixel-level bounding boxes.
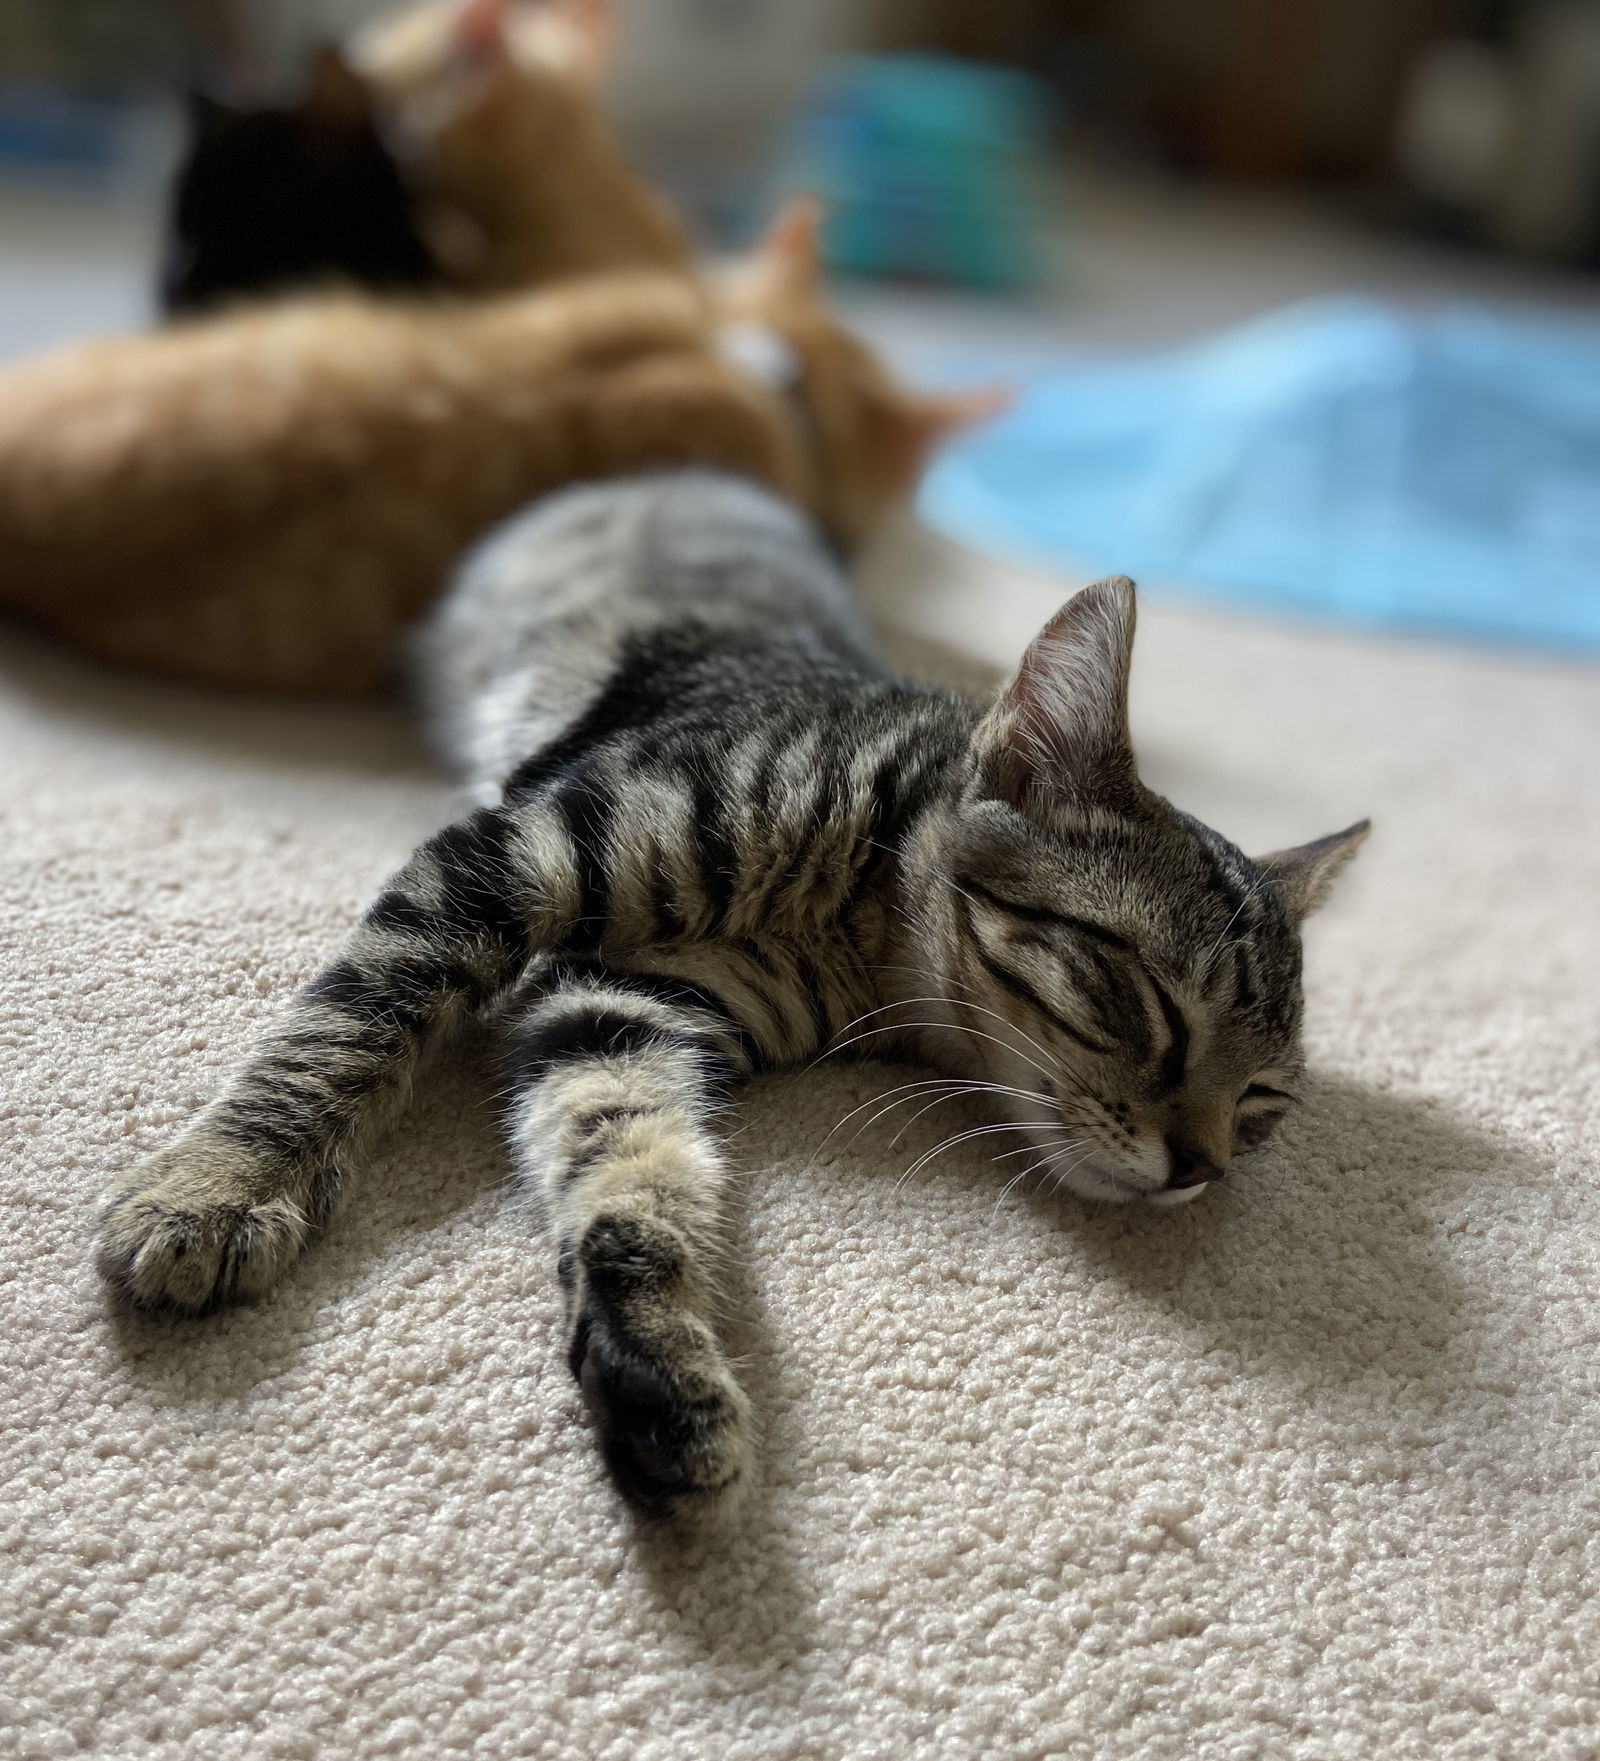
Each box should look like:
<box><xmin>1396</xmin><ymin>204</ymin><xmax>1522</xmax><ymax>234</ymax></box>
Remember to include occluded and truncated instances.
<box><xmin>161</xmin><ymin>46</ymin><xmax>438</xmax><ymax>316</ymax></box>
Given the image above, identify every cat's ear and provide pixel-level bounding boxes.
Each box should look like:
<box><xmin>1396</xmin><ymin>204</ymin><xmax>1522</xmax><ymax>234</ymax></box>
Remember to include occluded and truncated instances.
<box><xmin>877</xmin><ymin>383</ymin><xmax>1013</xmax><ymax>488</ymax></box>
<box><xmin>973</xmin><ymin>575</ymin><xmax>1140</xmax><ymax>811</ymax></box>
<box><xmin>1255</xmin><ymin>821</ymin><xmax>1370</xmax><ymax>920</ymax></box>
<box><xmin>749</xmin><ymin>195</ymin><xmax>825</xmax><ymax>300</ymax></box>
<box><xmin>914</xmin><ymin>384</ymin><xmax>1015</xmax><ymax>441</ymax></box>
<box><xmin>305</xmin><ymin>45</ymin><xmax>373</xmax><ymax>130</ymax></box>
<box><xmin>455</xmin><ymin>0</ymin><xmax>510</xmax><ymax>64</ymax></box>
<box><xmin>186</xmin><ymin>85</ymin><xmax>238</xmax><ymax>138</ymax></box>
<box><xmin>543</xmin><ymin>0</ymin><xmax>617</xmax><ymax>77</ymax></box>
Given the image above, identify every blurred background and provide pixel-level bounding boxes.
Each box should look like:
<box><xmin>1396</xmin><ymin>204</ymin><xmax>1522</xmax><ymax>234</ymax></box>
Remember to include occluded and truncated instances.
<box><xmin>0</xmin><ymin>0</ymin><xmax>1596</xmax><ymax>653</ymax></box>
<box><xmin>7</xmin><ymin>0</ymin><xmax>1600</xmax><ymax>260</ymax></box>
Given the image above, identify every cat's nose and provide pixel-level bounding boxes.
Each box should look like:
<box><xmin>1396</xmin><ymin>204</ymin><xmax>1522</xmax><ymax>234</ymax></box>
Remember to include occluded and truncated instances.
<box><xmin>1164</xmin><ymin>1136</ymin><xmax>1226</xmax><ymax>1190</ymax></box>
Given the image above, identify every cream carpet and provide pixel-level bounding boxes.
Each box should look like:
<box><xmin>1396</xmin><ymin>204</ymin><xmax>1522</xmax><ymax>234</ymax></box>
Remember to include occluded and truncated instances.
<box><xmin>3</xmin><ymin>520</ymin><xmax>1598</xmax><ymax>1761</ymax></box>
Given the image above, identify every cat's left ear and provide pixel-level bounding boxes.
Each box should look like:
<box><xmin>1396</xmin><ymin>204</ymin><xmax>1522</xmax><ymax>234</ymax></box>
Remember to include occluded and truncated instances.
<box><xmin>1255</xmin><ymin>821</ymin><xmax>1370</xmax><ymax>920</ymax></box>
<box><xmin>914</xmin><ymin>384</ymin><xmax>1015</xmax><ymax>439</ymax></box>
<box><xmin>881</xmin><ymin>383</ymin><xmax>1013</xmax><ymax>486</ymax></box>
<box><xmin>305</xmin><ymin>45</ymin><xmax>373</xmax><ymax>130</ymax></box>
<box><xmin>972</xmin><ymin>575</ymin><xmax>1140</xmax><ymax>812</ymax></box>
<box><xmin>455</xmin><ymin>0</ymin><xmax>510</xmax><ymax>64</ymax></box>
<box><xmin>749</xmin><ymin>195</ymin><xmax>825</xmax><ymax>300</ymax></box>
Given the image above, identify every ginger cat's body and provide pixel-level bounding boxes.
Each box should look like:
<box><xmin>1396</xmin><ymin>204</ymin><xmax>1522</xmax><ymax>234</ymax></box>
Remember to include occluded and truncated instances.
<box><xmin>0</xmin><ymin>210</ymin><xmax>1000</xmax><ymax>695</ymax></box>
<box><xmin>355</xmin><ymin>0</ymin><xmax>692</xmax><ymax>291</ymax></box>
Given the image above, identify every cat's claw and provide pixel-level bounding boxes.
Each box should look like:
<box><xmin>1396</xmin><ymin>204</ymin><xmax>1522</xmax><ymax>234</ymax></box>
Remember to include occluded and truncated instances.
<box><xmin>96</xmin><ymin>1144</ymin><xmax>311</xmax><ymax>1313</ymax></box>
<box><xmin>569</xmin><ymin>1214</ymin><xmax>752</xmax><ymax>1520</ymax></box>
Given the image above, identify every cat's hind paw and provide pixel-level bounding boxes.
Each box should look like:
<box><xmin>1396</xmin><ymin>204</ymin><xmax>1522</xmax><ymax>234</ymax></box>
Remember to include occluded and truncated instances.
<box><xmin>569</xmin><ymin>1214</ymin><xmax>753</xmax><ymax>1522</ymax></box>
<box><xmin>96</xmin><ymin>1142</ymin><xmax>316</xmax><ymax>1313</ymax></box>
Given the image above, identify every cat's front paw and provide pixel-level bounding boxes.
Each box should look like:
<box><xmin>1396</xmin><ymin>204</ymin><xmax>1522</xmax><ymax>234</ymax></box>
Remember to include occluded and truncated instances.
<box><xmin>568</xmin><ymin>1214</ymin><xmax>753</xmax><ymax>1521</ymax></box>
<box><xmin>97</xmin><ymin>1139</ymin><xmax>316</xmax><ymax>1313</ymax></box>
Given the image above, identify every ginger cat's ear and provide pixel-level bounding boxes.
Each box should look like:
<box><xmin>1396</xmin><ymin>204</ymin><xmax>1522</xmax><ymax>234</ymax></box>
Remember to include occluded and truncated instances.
<box><xmin>543</xmin><ymin>0</ymin><xmax>616</xmax><ymax>77</ymax></box>
<box><xmin>875</xmin><ymin>383</ymin><xmax>1013</xmax><ymax>492</ymax></box>
<box><xmin>750</xmin><ymin>195</ymin><xmax>825</xmax><ymax>301</ymax></box>
<box><xmin>455</xmin><ymin>0</ymin><xmax>511</xmax><ymax>65</ymax></box>
<box><xmin>909</xmin><ymin>384</ymin><xmax>1014</xmax><ymax>451</ymax></box>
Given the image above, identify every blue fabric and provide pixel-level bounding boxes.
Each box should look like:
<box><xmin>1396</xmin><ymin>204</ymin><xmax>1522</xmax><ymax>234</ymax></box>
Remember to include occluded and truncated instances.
<box><xmin>920</xmin><ymin>300</ymin><xmax>1600</xmax><ymax>651</ymax></box>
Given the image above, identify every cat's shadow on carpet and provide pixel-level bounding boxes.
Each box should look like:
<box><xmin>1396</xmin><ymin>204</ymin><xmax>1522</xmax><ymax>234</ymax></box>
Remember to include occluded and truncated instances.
<box><xmin>1016</xmin><ymin>1073</ymin><xmax>1514</xmax><ymax>1399</ymax></box>
<box><xmin>101</xmin><ymin>1041</ymin><xmax>815</xmax><ymax>1663</ymax></box>
<box><xmin>103</xmin><ymin>1060</ymin><xmax>1515</xmax><ymax>1417</ymax></box>
<box><xmin>99</xmin><ymin>1054</ymin><xmax>1523</xmax><ymax>1664</ymax></box>
<box><xmin>753</xmin><ymin>1062</ymin><xmax>1526</xmax><ymax>1417</ymax></box>
<box><xmin>0</xmin><ymin>622</ymin><xmax>434</xmax><ymax>781</ymax></box>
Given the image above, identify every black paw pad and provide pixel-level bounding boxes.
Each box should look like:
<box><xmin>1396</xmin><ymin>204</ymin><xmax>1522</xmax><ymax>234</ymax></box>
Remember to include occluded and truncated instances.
<box><xmin>570</xmin><ymin>1307</ymin><xmax>736</xmax><ymax>1515</ymax></box>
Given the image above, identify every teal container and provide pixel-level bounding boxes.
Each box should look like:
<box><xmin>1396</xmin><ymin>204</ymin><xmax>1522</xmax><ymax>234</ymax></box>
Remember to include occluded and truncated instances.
<box><xmin>779</xmin><ymin>54</ymin><xmax>1052</xmax><ymax>292</ymax></box>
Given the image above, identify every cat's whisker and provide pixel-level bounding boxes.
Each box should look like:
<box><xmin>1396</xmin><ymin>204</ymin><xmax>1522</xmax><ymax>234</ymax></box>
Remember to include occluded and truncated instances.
<box><xmin>887</xmin><ymin>1088</ymin><xmax>1003</xmax><ymax>1150</ymax></box>
<box><xmin>814</xmin><ymin>1077</ymin><xmax>965</xmax><ymax>1149</ymax></box>
<box><xmin>816</xmin><ymin>1014</ymin><xmax>1041</xmax><ymax>1082</ymax></box>
<box><xmin>989</xmin><ymin>1154</ymin><xmax>1069</xmax><ymax>1220</ymax></box>
<box><xmin>856</xmin><ymin>960</ymin><xmax>1062</xmax><ymax>1076</ymax></box>
<box><xmin>1039</xmin><ymin>1143</ymin><xmax>1108</xmax><ymax>1195</ymax></box>
<box><xmin>825</xmin><ymin>1082</ymin><xmax>986</xmax><ymax>1153</ymax></box>
<box><xmin>911</xmin><ymin>970</ymin><xmax>1063</xmax><ymax>1074</ymax></box>
<box><xmin>988</xmin><ymin>1135</ymin><xmax>1089</xmax><ymax>1163</ymax></box>
<box><xmin>821</xmin><ymin>1075</ymin><xmax>1057</xmax><ymax>1159</ymax></box>
<box><xmin>894</xmin><ymin>1119</ymin><xmax>1034</xmax><ymax>1192</ymax></box>
<box><xmin>822</xmin><ymin>1018</ymin><xmax>1050</xmax><ymax>1080</ymax></box>
<box><xmin>822</xmin><ymin>1077</ymin><xmax>1054</xmax><ymax>1156</ymax></box>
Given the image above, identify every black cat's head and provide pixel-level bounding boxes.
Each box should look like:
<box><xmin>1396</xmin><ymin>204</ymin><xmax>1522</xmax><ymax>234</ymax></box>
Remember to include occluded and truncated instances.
<box><xmin>161</xmin><ymin>46</ymin><xmax>437</xmax><ymax>316</ymax></box>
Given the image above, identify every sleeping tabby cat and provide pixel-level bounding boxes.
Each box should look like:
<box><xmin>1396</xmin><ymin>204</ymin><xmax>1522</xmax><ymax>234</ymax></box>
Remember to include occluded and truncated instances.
<box><xmin>97</xmin><ymin>470</ymin><xmax>1368</xmax><ymax>1519</ymax></box>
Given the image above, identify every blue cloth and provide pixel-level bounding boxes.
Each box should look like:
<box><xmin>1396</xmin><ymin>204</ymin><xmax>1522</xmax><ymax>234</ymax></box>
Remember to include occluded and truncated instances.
<box><xmin>921</xmin><ymin>300</ymin><xmax>1600</xmax><ymax>651</ymax></box>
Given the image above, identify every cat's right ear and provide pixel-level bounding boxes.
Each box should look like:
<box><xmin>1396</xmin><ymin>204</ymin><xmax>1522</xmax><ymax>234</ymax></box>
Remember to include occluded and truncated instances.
<box><xmin>186</xmin><ymin>85</ymin><xmax>236</xmax><ymax>138</ymax></box>
<box><xmin>455</xmin><ymin>0</ymin><xmax>511</xmax><ymax>65</ymax></box>
<box><xmin>972</xmin><ymin>576</ymin><xmax>1140</xmax><ymax>813</ymax></box>
<box><xmin>747</xmin><ymin>195</ymin><xmax>825</xmax><ymax>301</ymax></box>
<box><xmin>544</xmin><ymin>0</ymin><xmax>617</xmax><ymax>78</ymax></box>
<box><xmin>1254</xmin><ymin>821</ymin><xmax>1370</xmax><ymax>920</ymax></box>
<box><xmin>305</xmin><ymin>45</ymin><xmax>373</xmax><ymax>130</ymax></box>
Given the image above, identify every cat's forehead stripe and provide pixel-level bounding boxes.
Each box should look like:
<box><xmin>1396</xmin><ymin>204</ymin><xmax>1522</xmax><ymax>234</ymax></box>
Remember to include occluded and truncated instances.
<box><xmin>953</xmin><ymin>873</ymin><xmax>1133</xmax><ymax>952</ymax></box>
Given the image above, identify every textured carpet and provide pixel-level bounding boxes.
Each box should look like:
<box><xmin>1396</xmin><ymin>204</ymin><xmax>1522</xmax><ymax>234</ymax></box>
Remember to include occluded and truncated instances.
<box><xmin>4</xmin><ymin>529</ymin><xmax>1599</xmax><ymax>1761</ymax></box>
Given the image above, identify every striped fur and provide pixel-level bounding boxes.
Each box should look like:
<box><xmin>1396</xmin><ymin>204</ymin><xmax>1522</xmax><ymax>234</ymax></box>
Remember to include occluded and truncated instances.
<box><xmin>98</xmin><ymin>472</ymin><xmax>1366</xmax><ymax>1518</ymax></box>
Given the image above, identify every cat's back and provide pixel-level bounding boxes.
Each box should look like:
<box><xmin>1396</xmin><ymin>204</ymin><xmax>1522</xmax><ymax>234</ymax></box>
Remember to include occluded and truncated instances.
<box><xmin>417</xmin><ymin>471</ymin><xmax>876</xmax><ymax>797</ymax></box>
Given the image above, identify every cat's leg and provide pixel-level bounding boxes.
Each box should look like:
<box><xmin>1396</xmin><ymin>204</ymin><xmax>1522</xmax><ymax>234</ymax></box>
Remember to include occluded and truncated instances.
<box><xmin>99</xmin><ymin>808</ymin><xmax>566</xmax><ymax>1312</ymax></box>
<box><xmin>505</xmin><ymin>960</ymin><xmax>758</xmax><ymax>1519</ymax></box>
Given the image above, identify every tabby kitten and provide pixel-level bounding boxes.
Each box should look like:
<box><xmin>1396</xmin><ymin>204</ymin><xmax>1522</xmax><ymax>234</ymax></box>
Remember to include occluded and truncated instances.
<box><xmin>161</xmin><ymin>47</ymin><xmax>437</xmax><ymax>315</ymax></box>
<box><xmin>97</xmin><ymin>471</ymin><xmax>1367</xmax><ymax>1519</ymax></box>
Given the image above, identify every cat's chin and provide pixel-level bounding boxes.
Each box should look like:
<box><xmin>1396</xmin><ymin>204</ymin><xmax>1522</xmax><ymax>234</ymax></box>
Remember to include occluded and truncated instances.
<box><xmin>1145</xmin><ymin>1182</ymin><xmax>1212</xmax><ymax>1207</ymax></box>
<box><xmin>1032</xmin><ymin>1140</ymin><xmax>1211</xmax><ymax>1207</ymax></box>
<box><xmin>1038</xmin><ymin>1150</ymin><xmax>1155</xmax><ymax>1206</ymax></box>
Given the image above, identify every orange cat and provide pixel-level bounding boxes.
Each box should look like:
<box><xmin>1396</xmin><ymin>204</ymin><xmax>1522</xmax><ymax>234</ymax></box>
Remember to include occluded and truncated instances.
<box><xmin>0</xmin><ymin>204</ymin><xmax>1001</xmax><ymax>695</ymax></box>
<box><xmin>354</xmin><ymin>0</ymin><xmax>692</xmax><ymax>289</ymax></box>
